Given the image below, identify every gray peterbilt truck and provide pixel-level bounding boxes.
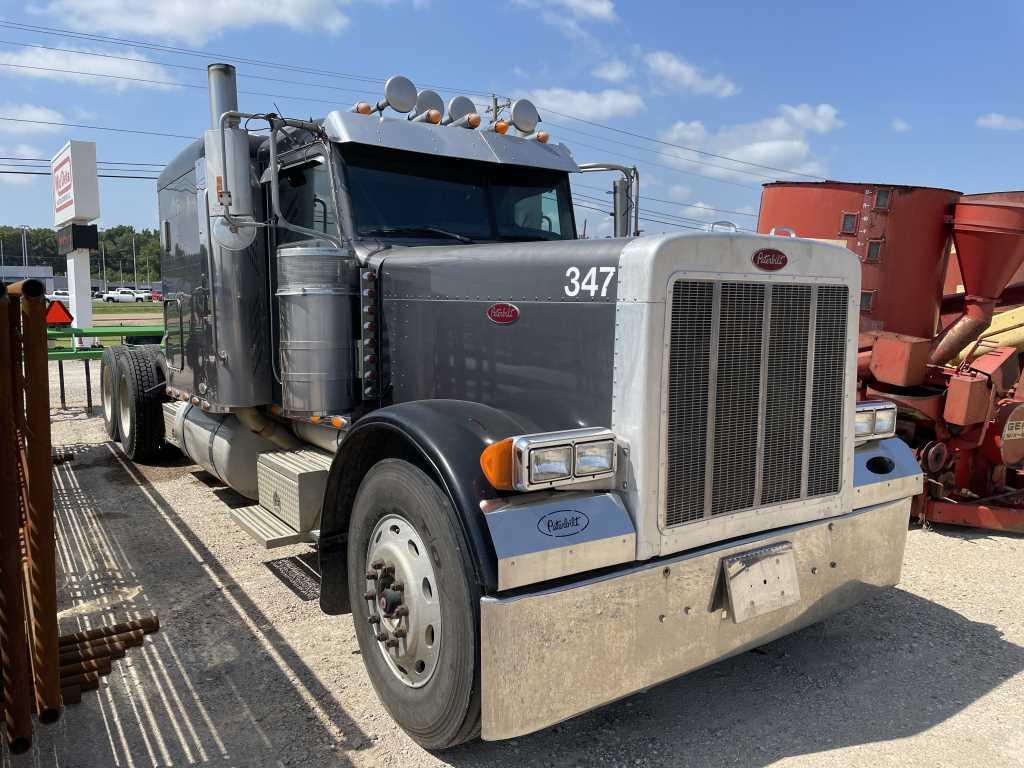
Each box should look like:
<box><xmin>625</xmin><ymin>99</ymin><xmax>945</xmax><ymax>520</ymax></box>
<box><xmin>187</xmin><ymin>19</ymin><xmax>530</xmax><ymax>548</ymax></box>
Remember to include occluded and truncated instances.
<box><xmin>100</xmin><ymin>63</ymin><xmax>922</xmax><ymax>748</ymax></box>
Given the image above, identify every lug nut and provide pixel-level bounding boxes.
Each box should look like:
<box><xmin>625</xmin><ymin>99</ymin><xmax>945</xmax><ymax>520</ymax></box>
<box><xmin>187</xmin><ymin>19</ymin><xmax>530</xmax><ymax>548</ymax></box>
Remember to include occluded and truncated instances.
<box><xmin>363</xmin><ymin>591</ymin><xmax>375</xmax><ymax>601</ymax></box>
<box><xmin>385</xmin><ymin>638</ymin><xmax>400</xmax><ymax>649</ymax></box>
<box><xmin>393</xmin><ymin>628</ymin><xmax>407</xmax><ymax>638</ymax></box>
<box><xmin>382</xmin><ymin>565</ymin><xmax>395</xmax><ymax>576</ymax></box>
<box><xmin>376</xmin><ymin>632</ymin><xmax>389</xmax><ymax>642</ymax></box>
<box><xmin>367</xmin><ymin>615</ymin><xmax>380</xmax><ymax>625</ymax></box>
<box><xmin>392</xmin><ymin>582</ymin><xmax>404</xmax><ymax>592</ymax></box>
<box><xmin>366</xmin><ymin>571</ymin><xmax>378</xmax><ymax>580</ymax></box>
<box><xmin>394</xmin><ymin>605</ymin><xmax>409</xmax><ymax>618</ymax></box>
<box><xmin>371</xmin><ymin>560</ymin><xmax>385</xmax><ymax>570</ymax></box>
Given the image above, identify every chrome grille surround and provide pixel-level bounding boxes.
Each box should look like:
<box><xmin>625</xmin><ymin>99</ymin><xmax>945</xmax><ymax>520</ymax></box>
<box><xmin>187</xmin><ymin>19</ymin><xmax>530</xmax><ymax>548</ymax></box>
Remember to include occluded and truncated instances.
<box><xmin>663</xmin><ymin>279</ymin><xmax>848</xmax><ymax>529</ymax></box>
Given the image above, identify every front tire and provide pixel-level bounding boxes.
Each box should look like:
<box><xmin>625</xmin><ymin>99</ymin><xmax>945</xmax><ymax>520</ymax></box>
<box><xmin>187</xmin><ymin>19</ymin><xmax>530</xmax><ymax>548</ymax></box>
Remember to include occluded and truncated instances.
<box><xmin>348</xmin><ymin>459</ymin><xmax>481</xmax><ymax>749</ymax></box>
<box><xmin>115</xmin><ymin>347</ymin><xmax>165</xmax><ymax>461</ymax></box>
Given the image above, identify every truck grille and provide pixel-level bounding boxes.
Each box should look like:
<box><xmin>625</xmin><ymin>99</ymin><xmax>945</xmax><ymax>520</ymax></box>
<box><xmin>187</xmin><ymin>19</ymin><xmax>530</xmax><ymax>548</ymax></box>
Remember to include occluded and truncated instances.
<box><xmin>664</xmin><ymin>280</ymin><xmax>848</xmax><ymax>528</ymax></box>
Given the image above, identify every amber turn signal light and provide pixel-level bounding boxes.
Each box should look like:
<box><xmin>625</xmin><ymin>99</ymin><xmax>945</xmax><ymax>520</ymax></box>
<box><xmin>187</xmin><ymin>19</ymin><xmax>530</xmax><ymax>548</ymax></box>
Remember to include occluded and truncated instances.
<box><xmin>493</xmin><ymin>121</ymin><xmax>509</xmax><ymax>134</ymax></box>
<box><xmin>467</xmin><ymin>113</ymin><xmax>481</xmax><ymax>129</ymax></box>
<box><xmin>480</xmin><ymin>437</ymin><xmax>514</xmax><ymax>491</ymax></box>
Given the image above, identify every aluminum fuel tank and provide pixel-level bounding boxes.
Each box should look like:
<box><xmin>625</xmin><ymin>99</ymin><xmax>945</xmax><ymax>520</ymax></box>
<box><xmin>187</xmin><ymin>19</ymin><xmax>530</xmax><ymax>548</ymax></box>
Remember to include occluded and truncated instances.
<box><xmin>276</xmin><ymin>243</ymin><xmax>358</xmax><ymax>415</ymax></box>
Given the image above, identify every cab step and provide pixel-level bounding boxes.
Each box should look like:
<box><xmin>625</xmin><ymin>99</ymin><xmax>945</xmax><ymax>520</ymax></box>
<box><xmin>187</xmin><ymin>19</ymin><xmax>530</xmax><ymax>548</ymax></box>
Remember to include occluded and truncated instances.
<box><xmin>230</xmin><ymin>505</ymin><xmax>314</xmax><ymax>549</ymax></box>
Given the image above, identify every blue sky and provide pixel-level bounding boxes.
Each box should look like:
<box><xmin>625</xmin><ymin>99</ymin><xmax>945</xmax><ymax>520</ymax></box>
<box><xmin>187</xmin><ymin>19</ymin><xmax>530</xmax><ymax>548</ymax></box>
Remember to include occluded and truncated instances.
<box><xmin>0</xmin><ymin>0</ymin><xmax>1021</xmax><ymax>236</ymax></box>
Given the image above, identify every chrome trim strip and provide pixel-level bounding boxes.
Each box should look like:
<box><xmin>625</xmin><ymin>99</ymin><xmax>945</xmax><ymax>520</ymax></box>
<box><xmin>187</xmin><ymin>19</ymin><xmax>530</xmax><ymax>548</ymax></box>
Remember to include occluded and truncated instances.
<box><xmin>702</xmin><ymin>282</ymin><xmax>722</xmax><ymax>520</ymax></box>
<box><xmin>754</xmin><ymin>284</ymin><xmax>772</xmax><ymax>506</ymax></box>
<box><xmin>800</xmin><ymin>286</ymin><xmax>818</xmax><ymax>498</ymax></box>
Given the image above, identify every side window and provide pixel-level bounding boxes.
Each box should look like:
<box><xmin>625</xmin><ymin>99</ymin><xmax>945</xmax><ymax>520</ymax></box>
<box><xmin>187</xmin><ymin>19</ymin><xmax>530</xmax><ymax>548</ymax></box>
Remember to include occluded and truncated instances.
<box><xmin>164</xmin><ymin>299</ymin><xmax>184</xmax><ymax>370</ymax></box>
<box><xmin>840</xmin><ymin>212</ymin><xmax>858</xmax><ymax>235</ymax></box>
<box><xmin>860</xmin><ymin>290</ymin><xmax>876</xmax><ymax>313</ymax></box>
<box><xmin>275</xmin><ymin>157</ymin><xmax>339</xmax><ymax>245</ymax></box>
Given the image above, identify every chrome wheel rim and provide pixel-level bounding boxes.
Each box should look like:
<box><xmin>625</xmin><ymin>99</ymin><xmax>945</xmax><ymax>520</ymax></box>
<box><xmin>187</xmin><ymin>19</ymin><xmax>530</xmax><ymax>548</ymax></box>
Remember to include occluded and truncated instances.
<box><xmin>364</xmin><ymin>514</ymin><xmax>441</xmax><ymax>688</ymax></box>
<box><xmin>102</xmin><ymin>362</ymin><xmax>115</xmax><ymax>425</ymax></box>
<box><xmin>117</xmin><ymin>372</ymin><xmax>132</xmax><ymax>440</ymax></box>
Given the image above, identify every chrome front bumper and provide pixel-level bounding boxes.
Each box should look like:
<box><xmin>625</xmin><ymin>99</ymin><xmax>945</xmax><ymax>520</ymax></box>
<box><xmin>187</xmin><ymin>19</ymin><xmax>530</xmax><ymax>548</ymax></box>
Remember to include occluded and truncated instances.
<box><xmin>479</xmin><ymin>496</ymin><xmax>912</xmax><ymax>740</ymax></box>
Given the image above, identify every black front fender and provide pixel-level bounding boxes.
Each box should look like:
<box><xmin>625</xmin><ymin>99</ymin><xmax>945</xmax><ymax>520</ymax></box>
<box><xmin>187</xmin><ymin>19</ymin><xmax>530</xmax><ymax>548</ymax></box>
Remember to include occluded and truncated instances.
<box><xmin>318</xmin><ymin>399</ymin><xmax>537</xmax><ymax>614</ymax></box>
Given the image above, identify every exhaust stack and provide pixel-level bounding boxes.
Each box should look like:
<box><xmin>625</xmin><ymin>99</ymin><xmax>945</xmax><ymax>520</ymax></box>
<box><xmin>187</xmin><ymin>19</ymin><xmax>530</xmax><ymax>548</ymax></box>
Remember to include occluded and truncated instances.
<box><xmin>208</xmin><ymin>63</ymin><xmax>238</xmax><ymax>129</ymax></box>
<box><xmin>930</xmin><ymin>193</ymin><xmax>1024</xmax><ymax>363</ymax></box>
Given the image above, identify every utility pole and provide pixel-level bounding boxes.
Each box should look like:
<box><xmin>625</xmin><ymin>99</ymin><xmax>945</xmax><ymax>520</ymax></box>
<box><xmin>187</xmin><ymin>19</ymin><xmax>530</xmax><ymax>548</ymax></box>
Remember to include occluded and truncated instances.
<box><xmin>131</xmin><ymin>227</ymin><xmax>138</xmax><ymax>288</ymax></box>
<box><xmin>0</xmin><ymin>237</ymin><xmax>5</xmax><ymax>282</ymax></box>
<box><xmin>19</xmin><ymin>225</ymin><xmax>29</xmax><ymax>271</ymax></box>
<box><xmin>100</xmin><ymin>240</ymin><xmax>107</xmax><ymax>292</ymax></box>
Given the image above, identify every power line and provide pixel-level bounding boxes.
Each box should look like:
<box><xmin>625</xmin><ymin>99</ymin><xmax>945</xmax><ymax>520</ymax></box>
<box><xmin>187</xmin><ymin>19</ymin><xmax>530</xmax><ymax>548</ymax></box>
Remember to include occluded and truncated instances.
<box><xmin>0</xmin><ymin>169</ymin><xmax>158</xmax><ymax>179</ymax></box>
<box><xmin>0</xmin><ymin>156</ymin><xmax>166</xmax><ymax>166</ymax></box>
<box><xmin>0</xmin><ymin>61</ymin><xmax>376</xmax><ymax>104</ymax></box>
<box><xmin>0</xmin><ymin>18</ymin><xmax>826</xmax><ymax>181</ymax></box>
<box><xmin>574</xmin><ymin>183</ymin><xmax>756</xmax><ymax>217</ymax></box>
<box><xmin>548</xmin><ymin>118</ymin><xmax>782</xmax><ymax>182</ymax></box>
<box><xmin>0</xmin><ymin>115</ymin><xmax>194</xmax><ymax>139</ymax></box>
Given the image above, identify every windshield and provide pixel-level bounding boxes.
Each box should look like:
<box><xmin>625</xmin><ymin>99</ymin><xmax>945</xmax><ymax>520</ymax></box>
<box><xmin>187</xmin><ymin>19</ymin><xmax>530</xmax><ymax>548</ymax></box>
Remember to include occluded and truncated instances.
<box><xmin>338</xmin><ymin>143</ymin><xmax>576</xmax><ymax>243</ymax></box>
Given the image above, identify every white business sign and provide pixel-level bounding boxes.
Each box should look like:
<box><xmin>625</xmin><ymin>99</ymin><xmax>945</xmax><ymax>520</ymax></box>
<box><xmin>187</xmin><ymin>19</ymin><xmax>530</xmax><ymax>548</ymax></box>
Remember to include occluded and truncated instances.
<box><xmin>51</xmin><ymin>140</ymin><xmax>100</xmax><ymax>227</ymax></box>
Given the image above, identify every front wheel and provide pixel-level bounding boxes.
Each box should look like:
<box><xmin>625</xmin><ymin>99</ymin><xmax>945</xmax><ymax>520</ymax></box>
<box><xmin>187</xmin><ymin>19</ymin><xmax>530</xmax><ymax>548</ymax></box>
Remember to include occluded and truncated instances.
<box><xmin>348</xmin><ymin>459</ymin><xmax>481</xmax><ymax>749</ymax></box>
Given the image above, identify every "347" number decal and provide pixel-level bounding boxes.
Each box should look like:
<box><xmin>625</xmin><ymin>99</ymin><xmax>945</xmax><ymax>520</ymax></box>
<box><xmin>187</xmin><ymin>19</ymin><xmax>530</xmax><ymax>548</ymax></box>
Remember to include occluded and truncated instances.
<box><xmin>564</xmin><ymin>266</ymin><xmax>616</xmax><ymax>298</ymax></box>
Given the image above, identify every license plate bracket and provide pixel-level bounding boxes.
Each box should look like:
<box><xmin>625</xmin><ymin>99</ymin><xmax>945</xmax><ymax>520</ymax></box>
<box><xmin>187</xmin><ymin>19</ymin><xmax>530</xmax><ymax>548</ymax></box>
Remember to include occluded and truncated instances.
<box><xmin>721</xmin><ymin>541</ymin><xmax>800</xmax><ymax>624</ymax></box>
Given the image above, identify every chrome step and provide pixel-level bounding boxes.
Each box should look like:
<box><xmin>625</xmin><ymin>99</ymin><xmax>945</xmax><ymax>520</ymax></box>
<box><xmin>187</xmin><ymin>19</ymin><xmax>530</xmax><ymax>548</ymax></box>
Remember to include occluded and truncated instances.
<box><xmin>230</xmin><ymin>504</ymin><xmax>313</xmax><ymax>549</ymax></box>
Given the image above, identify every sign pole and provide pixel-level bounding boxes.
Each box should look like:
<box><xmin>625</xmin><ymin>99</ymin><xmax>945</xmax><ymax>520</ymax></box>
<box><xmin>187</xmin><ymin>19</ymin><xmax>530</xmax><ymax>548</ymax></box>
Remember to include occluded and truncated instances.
<box><xmin>65</xmin><ymin>247</ymin><xmax>93</xmax><ymax>347</ymax></box>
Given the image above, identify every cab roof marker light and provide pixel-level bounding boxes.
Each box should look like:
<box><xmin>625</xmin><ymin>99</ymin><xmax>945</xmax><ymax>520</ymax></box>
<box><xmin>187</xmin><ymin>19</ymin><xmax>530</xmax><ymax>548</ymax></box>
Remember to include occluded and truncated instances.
<box><xmin>351</xmin><ymin>102</ymin><xmax>372</xmax><ymax>115</ymax></box>
<box><xmin>489</xmin><ymin>120</ymin><xmax>509</xmax><ymax>134</ymax></box>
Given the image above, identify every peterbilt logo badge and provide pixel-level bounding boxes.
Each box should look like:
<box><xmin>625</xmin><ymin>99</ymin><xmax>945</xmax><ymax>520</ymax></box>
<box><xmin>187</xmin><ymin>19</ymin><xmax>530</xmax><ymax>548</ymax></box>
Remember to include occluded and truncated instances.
<box><xmin>486</xmin><ymin>302</ymin><xmax>519</xmax><ymax>324</ymax></box>
<box><xmin>752</xmin><ymin>248</ymin><xmax>788</xmax><ymax>271</ymax></box>
<box><xmin>537</xmin><ymin>510</ymin><xmax>590</xmax><ymax>537</ymax></box>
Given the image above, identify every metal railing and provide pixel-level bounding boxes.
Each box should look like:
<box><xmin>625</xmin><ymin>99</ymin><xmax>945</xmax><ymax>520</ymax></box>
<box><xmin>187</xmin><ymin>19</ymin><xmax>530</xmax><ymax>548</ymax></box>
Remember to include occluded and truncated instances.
<box><xmin>46</xmin><ymin>325</ymin><xmax>164</xmax><ymax>411</ymax></box>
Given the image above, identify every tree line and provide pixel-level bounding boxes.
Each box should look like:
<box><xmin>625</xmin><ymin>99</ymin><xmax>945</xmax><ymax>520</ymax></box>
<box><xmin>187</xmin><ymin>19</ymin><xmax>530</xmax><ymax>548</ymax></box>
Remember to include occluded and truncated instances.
<box><xmin>0</xmin><ymin>225</ymin><xmax>161</xmax><ymax>287</ymax></box>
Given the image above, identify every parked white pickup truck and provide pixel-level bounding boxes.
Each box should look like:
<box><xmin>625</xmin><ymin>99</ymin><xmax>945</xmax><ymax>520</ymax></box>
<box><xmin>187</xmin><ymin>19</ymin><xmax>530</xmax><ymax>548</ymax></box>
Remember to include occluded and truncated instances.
<box><xmin>102</xmin><ymin>288</ymin><xmax>146</xmax><ymax>303</ymax></box>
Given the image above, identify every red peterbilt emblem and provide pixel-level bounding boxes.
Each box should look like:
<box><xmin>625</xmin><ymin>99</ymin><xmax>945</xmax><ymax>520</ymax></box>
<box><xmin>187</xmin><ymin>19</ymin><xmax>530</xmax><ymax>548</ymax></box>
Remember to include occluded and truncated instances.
<box><xmin>486</xmin><ymin>302</ymin><xmax>519</xmax><ymax>324</ymax></box>
<box><xmin>752</xmin><ymin>248</ymin><xmax>787</xmax><ymax>271</ymax></box>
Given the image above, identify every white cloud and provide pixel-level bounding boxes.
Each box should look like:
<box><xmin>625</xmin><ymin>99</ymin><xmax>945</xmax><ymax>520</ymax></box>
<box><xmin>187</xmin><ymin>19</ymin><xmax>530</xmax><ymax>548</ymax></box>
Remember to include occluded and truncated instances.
<box><xmin>667</xmin><ymin>184</ymin><xmax>693</xmax><ymax>201</ymax></box>
<box><xmin>890</xmin><ymin>117</ymin><xmax>910</xmax><ymax>133</ymax></box>
<box><xmin>515</xmin><ymin>0</ymin><xmax>616</xmax><ymax>21</ymax></box>
<box><xmin>644</xmin><ymin>50</ymin><xmax>738</xmax><ymax>98</ymax></box>
<box><xmin>659</xmin><ymin>103</ymin><xmax>843</xmax><ymax>181</ymax></box>
<box><xmin>36</xmin><ymin>0</ymin><xmax>352</xmax><ymax>44</ymax></box>
<box><xmin>977</xmin><ymin>112</ymin><xmax>1024</xmax><ymax>131</ymax></box>
<box><xmin>0</xmin><ymin>46</ymin><xmax>178</xmax><ymax>91</ymax></box>
<box><xmin>513</xmin><ymin>0</ymin><xmax>615</xmax><ymax>41</ymax></box>
<box><xmin>0</xmin><ymin>143</ymin><xmax>47</xmax><ymax>186</ymax></box>
<box><xmin>779</xmin><ymin>103</ymin><xmax>843</xmax><ymax>133</ymax></box>
<box><xmin>592</xmin><ymin>59</ymin><xmax>631</xmax><ymax>83</ymax></box>
<box><xmin>0</xmin><ymin>104</ymin><xmax>66</xmax><ymax>134</ymax></box>
<box><xmin>522</xmin><ymin>87</ymin><xmax>645</xmax><ymax>119</ymax></box>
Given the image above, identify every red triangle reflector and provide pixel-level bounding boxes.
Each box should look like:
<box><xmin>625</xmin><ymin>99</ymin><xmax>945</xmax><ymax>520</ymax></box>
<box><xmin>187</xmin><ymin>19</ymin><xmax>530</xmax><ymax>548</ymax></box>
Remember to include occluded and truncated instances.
<box><xmin>46</xmin><ymin>299</ymin><xmax>75</xmax><ymax>326</ymax></box>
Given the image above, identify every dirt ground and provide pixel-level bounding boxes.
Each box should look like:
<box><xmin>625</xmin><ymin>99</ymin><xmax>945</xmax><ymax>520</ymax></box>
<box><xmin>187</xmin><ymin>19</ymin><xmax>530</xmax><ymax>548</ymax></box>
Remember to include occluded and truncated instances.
<box><xmin>5</xmin><ymin>362</ymin><xmax>1023</xmax><ymax>767</ymax></box>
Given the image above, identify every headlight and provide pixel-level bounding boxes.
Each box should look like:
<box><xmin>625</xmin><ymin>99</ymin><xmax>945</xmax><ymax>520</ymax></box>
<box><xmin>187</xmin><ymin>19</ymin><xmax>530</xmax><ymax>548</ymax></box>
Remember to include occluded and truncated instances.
<box><xmin>855</xmin><ymin>401</ymin><xmax>897</xmax><ymax>443</ymax></box>
<box><xmin>575</xmin><ymin>440</ymin><xmax>616</xmax><ymax>476</ymax></box>
<box><xmin>480</xmin><ymin>427</ymin><xmax>619</xmax><ymax>491</ymax></box>
<box><xmin>529</xmin><ymin>445</ymin><xmax>572</xmax><ymax>483</ymax></box>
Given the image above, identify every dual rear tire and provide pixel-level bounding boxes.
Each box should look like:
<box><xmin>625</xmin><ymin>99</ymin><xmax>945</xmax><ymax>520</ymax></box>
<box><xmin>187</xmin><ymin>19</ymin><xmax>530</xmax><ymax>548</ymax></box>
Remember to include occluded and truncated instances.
<box><xmin>100</xmin><ymin>345</ymin><xmax>165</xmax><ymax>460</ymax></box>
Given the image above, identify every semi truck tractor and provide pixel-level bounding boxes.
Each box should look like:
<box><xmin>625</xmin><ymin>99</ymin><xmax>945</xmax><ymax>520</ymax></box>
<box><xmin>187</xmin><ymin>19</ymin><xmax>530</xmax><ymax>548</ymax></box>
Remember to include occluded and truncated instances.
<box><xmin>100</xmin><ymin>64</ymin><xmax>922</xmax><ymax>748</ymax></box>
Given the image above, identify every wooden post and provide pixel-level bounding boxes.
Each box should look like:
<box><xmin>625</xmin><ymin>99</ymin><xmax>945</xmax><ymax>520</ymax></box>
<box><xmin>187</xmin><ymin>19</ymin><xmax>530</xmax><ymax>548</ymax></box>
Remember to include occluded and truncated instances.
<box><xmin>0</xmin><ymin>283</ymin><xmax>33</xmax><ymax>753</ymax></box>
<box><xmin>17</xmin><ymin>280</ymin><xmax>61</xmax><ymax>723</ymax></box>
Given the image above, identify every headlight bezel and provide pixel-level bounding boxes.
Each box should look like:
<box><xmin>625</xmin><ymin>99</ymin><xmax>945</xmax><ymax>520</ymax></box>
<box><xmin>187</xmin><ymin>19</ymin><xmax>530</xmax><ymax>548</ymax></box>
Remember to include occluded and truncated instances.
<box><xmin>855</xmin><ymin>400</ymin><xmax>898</xmax><ymax>444</ymax></box>
<box><xmin>512</xmin><ymin>427</ymin><xmax>618</xmax><ymax>491</ymax></box>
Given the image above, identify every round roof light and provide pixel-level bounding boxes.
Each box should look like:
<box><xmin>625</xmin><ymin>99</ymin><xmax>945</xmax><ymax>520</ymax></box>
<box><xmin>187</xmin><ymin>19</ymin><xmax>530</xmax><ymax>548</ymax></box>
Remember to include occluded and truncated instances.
<box><xmin>510</xmin><ymin>99</ymin><xmax>540</xmax><ymax>134</ymax></box>
<box><xmin>381</xmin><ymin>75</ymin><xmax>417</xmax><ymax>114</ymax></box>
<box><xmin>410</xmin><ymin>89</ymin><xmax>444</xmax><ymax>121</ymax></box>
<box><xmin>445</xmin><ymin>95</ymin><xmax>476</xmax><ymax>124</ymax></box>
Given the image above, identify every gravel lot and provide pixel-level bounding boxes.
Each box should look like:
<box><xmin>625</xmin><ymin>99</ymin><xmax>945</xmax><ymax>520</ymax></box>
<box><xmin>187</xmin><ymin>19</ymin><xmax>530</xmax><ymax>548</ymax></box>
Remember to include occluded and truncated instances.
<box><xmin>6</xmin><ymin>362</ymin><xmax>1023</xmax><ymax>767</ymax></box>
